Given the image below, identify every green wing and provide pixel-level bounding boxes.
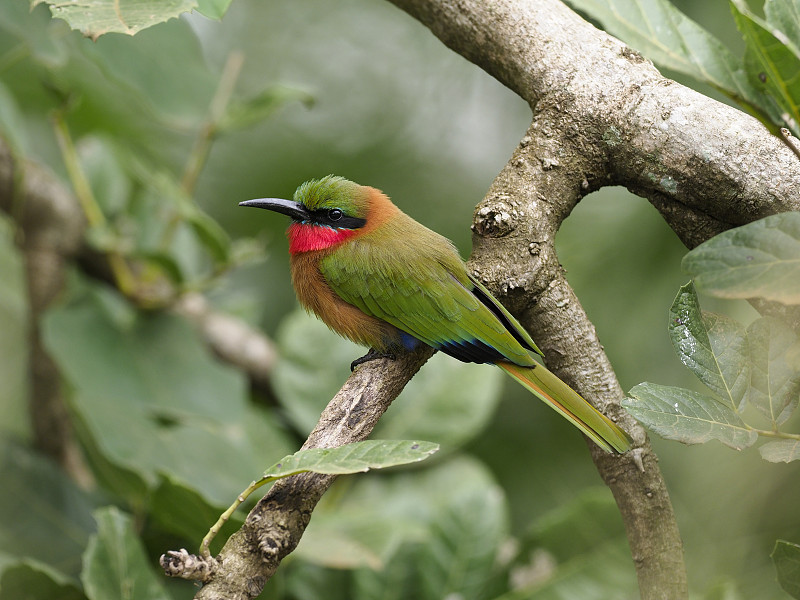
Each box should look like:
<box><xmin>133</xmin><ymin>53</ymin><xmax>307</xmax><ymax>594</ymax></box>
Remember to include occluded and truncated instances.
<box><xmin>319</xmin><ymin>223</ymin><xmax>536</xmax><ymax>366</ymax></box>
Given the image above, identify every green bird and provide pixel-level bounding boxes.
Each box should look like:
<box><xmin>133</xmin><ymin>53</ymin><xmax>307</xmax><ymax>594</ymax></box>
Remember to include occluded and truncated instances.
<box><xmin>240</xmin><ymin>176</ymin><xmax>631</xmax><ymax>453</ymax></box>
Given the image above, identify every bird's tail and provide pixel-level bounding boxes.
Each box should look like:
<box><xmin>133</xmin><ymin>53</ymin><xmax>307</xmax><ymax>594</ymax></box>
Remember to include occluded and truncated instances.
<box><xmin>497</xmin><ymin>361</ymin><xmax>632</xmax><ymax>453</ymax></box>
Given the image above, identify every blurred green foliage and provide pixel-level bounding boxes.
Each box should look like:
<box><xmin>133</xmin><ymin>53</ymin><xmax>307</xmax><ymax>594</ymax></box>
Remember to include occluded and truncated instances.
<box><xmin>1</xmin><ymin>0</ymin><xmax>799</xmax><ymax>599</ymax></box>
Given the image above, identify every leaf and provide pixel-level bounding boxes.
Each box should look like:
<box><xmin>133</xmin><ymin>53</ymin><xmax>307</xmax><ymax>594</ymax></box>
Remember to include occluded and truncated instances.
<box><xmin>195</xmin><ymin>0</ymin><xmax>233</xmax><ymax>20</ymax></box>
<box><xmin>183</xmin><ymin>207</ymin><xmax>231</xmax><ymax>264</ymax></box>
<box><xmin>746</xmin><ymin>317</ymin><xmax>800</xmax><ymax>426</ymax></box>
<box><xmin>345</xmin><ymin>457</ymin><xmax>508</xmax><ymax>600</ymax></box>
<box><xmin>772</xmin><ymin>540</ymin><xmax>800</xmax><ymax>599</ymax></box>
<box><xmin>81</xmin><ymin>507</ymin><xmax>170</xmax><ymax>600</ymax></box>
<box><xmin>765</xmin><ymin>0</ymin><xmax>800</xmax><ymax>53</ymax></box>
<box><xmin>263</xmin><ymin>440</ymin><xmax>439</xmax><ymax>479</ymax></box>
<box><xmin>218</xmin><ymin>85</ymin><xmax>315</xmax><ymax>132</ymax></box>
<box><xmin>0</xmin><ymin>559</ymin><xmax>86</xmax><ymax>600</ymax></box>
<box><xmin>731</xmin><ymin>0</ymin><xmax>800</xmax><ymax>134</ymax></box>
<box><xmin>759</xmin><ymin>439</ymin><xmax>800</xmax><ymax>463</ymax></box>
<box><xmin>148</xmin><ymin>475</ymin><xmax>241</xmax><ymax>551</ymax></box>
<box><xmin>564</xmin><ymin>0</ymin><xmax>761</xmax><ymax>109</ymax></box>
<box><xmin>669</xmin><ymin>282</ymin><xmax>749</xmax><ymax>411</ymax></box>
<box><xmin>623</xmin><ymin>382</ymin><xmax>757</xmax><ymax>449</ymax></box>
<box><xmin>42</xmin><ymin>277</ymin><xmax>283</xmax><ymax>506</ymax></box>
<box><xmin>0</xmin><ymin>216</ymin><xmax>29</xmax><ymax>439</ymax></box>
<box><xmin>33</xmin><ymin>0</ymin><xmax>198</xmax><ymax>40</ymax></box>
<box><xmin>273</xmin><ymin>309</ymin><xmax>503</xmax><ymax>450</ymax></box>
<box><xmin>682</xmin><ymin>212</ymin><xmax>800</xmax><ymax>304</ymax></box>
<box><xmin>0</xmin><ymin>439</ymin><xmax>97</xmax><ymax>577</ymax></box>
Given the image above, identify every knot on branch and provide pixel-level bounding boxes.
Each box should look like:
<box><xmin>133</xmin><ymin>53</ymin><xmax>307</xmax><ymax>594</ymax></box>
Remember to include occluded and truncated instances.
<box><xmin>472</xmin><ymin>198</ymin><xmax>521</xmax><ymax>237</ymax></box>
<box><xmin>160</xmin><ymin>548</ymin><xmax>218</xmax><ymax>582</ymax></box>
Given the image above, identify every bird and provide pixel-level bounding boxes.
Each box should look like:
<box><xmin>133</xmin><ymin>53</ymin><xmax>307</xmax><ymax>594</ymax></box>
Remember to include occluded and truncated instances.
<box><xmin>240</xmin><ymin>175</ymin><xmax>631</xmax><ymax>453</ymax></box>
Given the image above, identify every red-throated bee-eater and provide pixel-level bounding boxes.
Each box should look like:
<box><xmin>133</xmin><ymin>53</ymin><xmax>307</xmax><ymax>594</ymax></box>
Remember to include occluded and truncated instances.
<box><xmin>240</xmin><ymin>176</ymin><xmax>631</xmax><ymax>453</ymax></box>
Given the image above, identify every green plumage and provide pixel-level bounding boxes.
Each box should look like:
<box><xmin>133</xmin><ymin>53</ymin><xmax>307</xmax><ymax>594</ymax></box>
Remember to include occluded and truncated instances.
<box><xmin>320</xmin><ymin>210</ymin><xmax>538</xmax><ymax>365</ymax></box>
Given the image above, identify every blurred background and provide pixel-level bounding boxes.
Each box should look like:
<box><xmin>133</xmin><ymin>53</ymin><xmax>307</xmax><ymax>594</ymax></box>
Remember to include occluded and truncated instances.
<box><xmin>0</xmin><ymin>0</ymin><xmax>798</xmax><ymax>598</ymax></box>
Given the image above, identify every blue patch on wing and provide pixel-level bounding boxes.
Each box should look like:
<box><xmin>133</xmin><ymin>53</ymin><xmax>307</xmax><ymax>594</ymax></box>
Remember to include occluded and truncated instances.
<box><xmin>400</xmin><ymin>331</ymin><xmax>423</xmax><ymax>351</ymax></box>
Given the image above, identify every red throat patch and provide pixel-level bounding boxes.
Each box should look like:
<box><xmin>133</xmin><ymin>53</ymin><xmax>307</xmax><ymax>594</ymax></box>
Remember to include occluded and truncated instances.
<box><xmin>287</xmin><ymin>223</ymin><xmax>357</xmax><ymax>254</ymax></box>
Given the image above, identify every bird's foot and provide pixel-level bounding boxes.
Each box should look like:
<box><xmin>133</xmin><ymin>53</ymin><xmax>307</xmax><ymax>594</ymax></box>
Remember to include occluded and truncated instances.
<box><xmin>351</xmin><ymin>348</ymin><xmax>396</xmax><ymax>371</ymax></box>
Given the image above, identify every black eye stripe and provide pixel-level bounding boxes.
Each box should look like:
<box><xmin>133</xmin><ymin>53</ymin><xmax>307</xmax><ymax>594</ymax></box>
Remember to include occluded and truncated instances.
<box><xmin>307</xmin><ymin>208</ymin><xmax>367</xmax><ymax>229</ymax></box>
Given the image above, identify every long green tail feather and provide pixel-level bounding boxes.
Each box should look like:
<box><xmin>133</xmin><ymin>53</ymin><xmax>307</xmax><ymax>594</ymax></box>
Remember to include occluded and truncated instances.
<box><xmin>497</xmin><ymin>361</ymin><xmax>632</xmax><ymax>453</ymax></box>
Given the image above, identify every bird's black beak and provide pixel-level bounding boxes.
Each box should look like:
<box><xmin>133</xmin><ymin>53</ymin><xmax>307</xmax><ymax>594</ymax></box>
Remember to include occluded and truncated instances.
<box><xmin>238</xmin><ymin>198</ymin><xmax>310</xmax><ymax>221</ymax></box>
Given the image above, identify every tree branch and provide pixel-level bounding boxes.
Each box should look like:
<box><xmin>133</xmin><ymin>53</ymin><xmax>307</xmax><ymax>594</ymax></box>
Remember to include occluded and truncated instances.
<box><xmin>161</xmin><ymin>346</ymin><xmax>434</xmax><ymax>599</ymax></box>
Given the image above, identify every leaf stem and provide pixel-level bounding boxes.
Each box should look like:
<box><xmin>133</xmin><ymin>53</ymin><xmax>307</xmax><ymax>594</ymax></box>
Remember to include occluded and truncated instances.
<box><xmin>52</xmin><ymin>112</ymin><xmax>138</xmax><ymax>296</ymax></box>
<box><xmin>200</xmin><ymin>475</ymin><xmax>273</xmax><ymax>557</ymax></box>
<box><xmin>747</xmin><ymin>425</ymin><xmax>800</xmax><ymax>441</ymax></box>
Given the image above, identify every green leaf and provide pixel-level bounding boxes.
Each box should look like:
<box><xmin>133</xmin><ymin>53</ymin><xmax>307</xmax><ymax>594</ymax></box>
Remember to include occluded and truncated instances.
<box><xmin>183</xmin><ymin>207</ymin><xmax>231</xmax><ymax>264</ymax></box>
<box><xmin>0</xmin><ymin>216</ymin><xmax>29</xmax><ymax>439</ymax></box>
<box><xmin>746</xmin><ymin>317</ymin><xmax>800</xmax><ymax>426</ymax></box>
<box><xmin>0</xmin><ymin>559</ymin><xmax>86</xmax><ymax>600</ymax></box>
<box><xmin>274</xmin><ymin>310</ymin><xmax>503</xmax><ymax>450</ymax></box>
<box><xmin>731</xmin><ymin>0</ymin><xmax>800</xmax><ymax>133</ymax></box>
<box><xmin>195</xmin><ymin>0</ymin><xmax>232</xmax><ymax>20</ymax></box>
<box><xmin>623</xmin><ymin>382</ymin><xmax>758</xmax><ymax>449</ymax></box>
<box><xmin>219</xmin><ymin>85</ymin><xmax>314</xmax><ymax>132</ymax></box>
<box><xmin>494</xmin><ymin>488</ymin><xmax>636</xmax><ymax>600</ymax></box>
<box><xmin>564</xmin><ymin>0</ymin><xmax>761</xmax><ymax>109</ymax></box>
<box><xmin>669</xmin><ymin>282</ymin><xmax>749</xmax><ymax>411</ymax></box>
<box><xmin>149</xmin><ymin>475</ymin><xmax>241</xmax><ymax>551</ymax></box>
<box><xmin>765</xmin><ymin>0</ymin><xmax>800</xmax><ymax>53</ymax></box>
<box><xmin>759</xmin><ymin>439</ymin><xmax>800</xmax><ymax>463</ymax></box>
<box><xmin>772</xmin><ymin>540</ymin><xmax>800</xmax><ymax>599</ymax></box>
<box><xmin>0</xmin><ymin>439</ymin><xmax>97</xmax><ymax>577</ymax></box>
<box><xmin>34</xmin><ymin>0</ymin><xmax>198</xmax><ymax>40</ymax></box>
<box><xmin>42</xmin><ymin>277</ymin><xmax>282</xmax><ymax>506</ymax></box>
<box><xmin>263</xmin><ymin>440</ymin><xmax>439</xmax><ymax>479</ymax></box>
<box><xmin>81</xmin><ymin>507</ymin><xmax>170</xmax><ymax>600</ymax></box>
<box><xmin>345</xmin><ymin>457</ymin><xmax>508</xmax><ymax>600</ymax></box>
<box><xmin>682</xmin><ymin>212</ymin><xmax>800</xmax><ymax>304</ymax></box>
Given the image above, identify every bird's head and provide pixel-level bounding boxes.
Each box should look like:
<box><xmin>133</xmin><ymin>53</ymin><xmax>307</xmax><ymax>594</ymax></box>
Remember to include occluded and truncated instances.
<box><xmin>240</xmin><ymin>175</ymin><xmax>387</xmax><ymax>253</ymax></box>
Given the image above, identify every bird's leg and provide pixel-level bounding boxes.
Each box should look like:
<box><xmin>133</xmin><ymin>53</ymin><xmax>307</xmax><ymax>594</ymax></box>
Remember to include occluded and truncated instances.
<box><xmin>350</xmin><ymin>348</ymin><xmax>396</xmax><ymax>371</ymax></box>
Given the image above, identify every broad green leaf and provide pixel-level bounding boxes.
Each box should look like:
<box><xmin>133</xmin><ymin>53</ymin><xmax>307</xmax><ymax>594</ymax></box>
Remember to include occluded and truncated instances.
<box><xmin>263</xmin><ymin>440</ymin><xmax>439</xmax><ymax>479</ymax></box>
<box><xmin>0</xmin><ymin>216</ymin><xmax>29</xmax><ymax>439</ymax></box>
<box><xmin>759</xmin><ymin>439</ymin><xmax>800</xmax><ymax>463</ymax></box>
<box><xmin>669</xmin><ymin>283</ymin><xmax>749</xmax><ymax>411</ymax></box>
<box><xmin>33</xmin><ymin>0</ymin><xmax>198</xmax><ymax>40</ymax></box>
<box><xmin>746</xmin><ymin>317</ymin><xmax>800</xmax><ymax>426</ymax></box>
<box><xmin>772</xmin><ymin>540</ymin><xmax>800</xmax><ymax>599</ymax></box>
<box><xmin>0</xmin><ymin>439</ymin><xmax>97</xmax><ymax>577</ymax></box>
<box><xmin>274</xmin><ymin>309</ymin><xmax>503</xmax><ymax>450</ymax></box>
<box><xmin>731</xmin><ymin>1</ymin><xmax>800</xmax><ymax>134</ymax></box>
<box><xmin>493</xmin><ymin>488</ymin><xmax>635</xmax><ymax>600</ymax></box>
<box><xmin>345</xmin><ymin>457</ymin><xmax>508</xmax><ymax>600</ymax></box>
<box><xmin>564</xmin><ymin>0</ymin><xmax>760</xmax><ymax>109</ymax></box>
<box><xmin>521</xmin><ymin>488</ymin><xmax>625</xmax><ymax>563</ymax></box>
<box><xmin>42</xmin><ymin>277</ymin><xmax>285</xmax><ymax>506</ymax></box>
<box><xmin>497</xmin><ymin>541</ymin><xmax>635</xmax><ymax>600</ymax></box>
<box><xmin>148</xmin><ymin>475</ymin><xmax>242</xmax><ymax>552</ymax></box>
<box><xmin>0</xmin><ymin>559</ymin><xmax>85</xmax><ymax>600</ymax></box>
<box><xmin>682</xmin><ymin>212</ymin><xmax>800</xmax><ymax>304</ymax></box>
<box><xmin>623</xmin><ymin>382</ymin><xmax>757</xmax><ymax>449</ymax></box>
<box><xmin>81</xmin><ymin>507</ymin><xmax>170</xmax><ymax>600</ymax></box>
<box><xmin>765</xmin><ymin>0</ymin><xmax>800</xmax><ymax>52</ymax></box>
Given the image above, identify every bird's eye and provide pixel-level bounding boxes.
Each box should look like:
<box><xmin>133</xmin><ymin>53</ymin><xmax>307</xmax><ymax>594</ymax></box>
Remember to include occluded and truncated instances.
<box><xmin>328</xmin><ymin>208</ymin><xmax>343</xmax><ymax>221</ymax></box>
